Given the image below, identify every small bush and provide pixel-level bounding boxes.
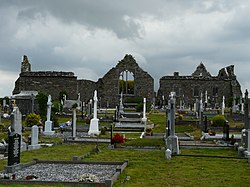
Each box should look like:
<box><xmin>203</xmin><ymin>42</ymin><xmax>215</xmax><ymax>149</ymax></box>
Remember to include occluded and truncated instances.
<box><xmin>25</xmin><ymin>113</ymin><xmax>41</xmax><ymax>127</ymax></box>
<box><xmin>177</xmin><ymin>114</ymin><xmax>183</xmax><ymax>120</ymax></box>
<box><xmin>211</xmin><ymin>115</ymin><xmax>226</xmax><ymax>127</ymax></box>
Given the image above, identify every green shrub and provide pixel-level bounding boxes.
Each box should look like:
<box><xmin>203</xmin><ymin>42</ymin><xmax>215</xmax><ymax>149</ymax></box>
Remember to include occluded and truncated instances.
<box><xmin>211</xmin><ymin>115</ymin><xmax>226</xmax><ymax>127</ymax></box>
<box><xmin>25</xmin><ymin>113</ymin><xmax>41</xmax><ymax>127</ymax></box>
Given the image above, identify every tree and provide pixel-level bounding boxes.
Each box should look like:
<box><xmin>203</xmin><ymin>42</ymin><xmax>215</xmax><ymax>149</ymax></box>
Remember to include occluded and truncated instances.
<box><xmin>59</xmin><ymin>91</ymin><xmax>68</xmax><ymax>101</ymax></box>
<box><xmin>36</xmin><ymin>92</ymin><xmax>48</xmax><ymax>117</ymax></box>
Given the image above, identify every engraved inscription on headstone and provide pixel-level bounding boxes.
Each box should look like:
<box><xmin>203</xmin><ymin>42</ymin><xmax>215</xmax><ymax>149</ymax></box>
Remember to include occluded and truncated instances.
<box><xmin>8</xmin><ymin>133</ymin><xmax>21</xmax><ymax>166</ymax></box>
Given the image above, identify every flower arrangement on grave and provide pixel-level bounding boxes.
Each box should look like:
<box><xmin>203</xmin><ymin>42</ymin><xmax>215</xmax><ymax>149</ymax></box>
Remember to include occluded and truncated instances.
<box><xmin>78</xmin><ymin>173</ymin><xmax>99</xmax><ymax>182</ymax></box>
<box><xmin>112</xmin><ymin>133</ymin><xmax>126</xmax><ymax>144</ymax></box>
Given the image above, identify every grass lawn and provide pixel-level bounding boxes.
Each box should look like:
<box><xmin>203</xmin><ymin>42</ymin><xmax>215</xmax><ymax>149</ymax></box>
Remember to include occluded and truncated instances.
<box><xmin>1</xmin><ymin>144</ymin><xmax>249</xmax><ymax>187</ymax></box>
<box><xmin>0</xmin><ymin>111</ymin><xmax>249</xmax><ymax>186</ymax></box>
<box><xmin>84</xmin><ymin>147</ymin><xmax>250</xmax><ymax>187</ymax></box>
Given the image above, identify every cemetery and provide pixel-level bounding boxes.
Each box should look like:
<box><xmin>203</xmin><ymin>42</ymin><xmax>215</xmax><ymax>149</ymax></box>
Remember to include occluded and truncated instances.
<box><xmin>0</xmin><ymin>88</ymin><xmax>250</xmax><ymax>186</ymax></box>
<box><xmin>0</xmin><ymin>56</ymin><xmax>249</xmax><ymax>186</ymax></box>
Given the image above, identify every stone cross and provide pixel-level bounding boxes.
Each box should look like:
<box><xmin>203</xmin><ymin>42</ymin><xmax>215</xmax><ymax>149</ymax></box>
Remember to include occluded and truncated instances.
<box><xmin>142</xmin><ymin>98</ymin><xmax>147</xmax><ymax>123</ymax></box>
<box><xmin>205</xmin><ymin>90</ymin><xmax>208</xmax><ymax>103</ymax></box>
<box><xmin>166</xmin><ymin>92</ymin><xmax>179</xmax><ymax>154</ymax></box>
<box><xmin>43</xmin><ymin>95</ymin><xmax>55</xmax><ymax>135</ymax></box>
<box><xmin>46</xmin><ymin>95</ymin><xmax>52</xmax><ymax>122</ymax></box>
<box><xmin>88</xmin><ymin>90</ymin><xmax>100</xmax><ymax>136</ymax></box>
<box><xmin>222</xmin><ymin>96</ymin><xmax>225</xmax><ymax>115</ymax></box>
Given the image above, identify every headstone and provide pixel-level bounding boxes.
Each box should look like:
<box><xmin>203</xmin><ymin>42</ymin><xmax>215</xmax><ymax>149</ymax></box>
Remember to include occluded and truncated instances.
<box><xmin>43</xmin><ymin>95</ymin><xmax>55</xmax><ymax>135</ymax></box>
<box><xmin>88</xmin><ymin>90</ymin><xmax>100</xmax><ymax>136</ymax></box>
<box><xmin>11</xmin><ymin>107</ymin><xmax>22</xmax><ymax>135</ymax></box>
<box><xmin>10</xmin><ymin>107</ymin><xmax>26</xmax><ymax>151</ymax></box>
<box><xmin>5</xmin><ymin>132</ymin><xmax>22</xmax><ymax>173</ymax></box>
<box><xmin>142</xmin><ymin>98</ymin><xmax>147</xmax><ymax>123</ymax></box>
<box><xmin>72</xmin><ymin>108</ymin><xmax>77</xmax><ymax>139</ymax></box>
<box><xmin>166</xmin><ymin>92</ymin><xmax>179</xmax><ymax>154</ymax></box>
<box><xmin>28</xmin><ymin>125</ymin><xmax>41</xmax><ymax>150</ymax></box>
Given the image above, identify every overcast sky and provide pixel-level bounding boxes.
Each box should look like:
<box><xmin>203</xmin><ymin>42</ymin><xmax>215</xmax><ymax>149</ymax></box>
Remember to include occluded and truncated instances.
<box><xmin>1</xmin><ymin>0</ymin><xmax>250</xmax><ymax>97</ymax></box>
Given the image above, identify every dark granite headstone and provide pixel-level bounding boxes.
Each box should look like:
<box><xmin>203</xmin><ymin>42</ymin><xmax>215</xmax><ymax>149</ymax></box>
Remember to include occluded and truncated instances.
<box><xmin>223</xmin><ymin>121</ymin><xmax>230</xmax><ymax>141</ymax></box>
<box><xmin>8</xmin><ymin>132</ymin><xmax>21</xmax><ymax>166</ymax></box>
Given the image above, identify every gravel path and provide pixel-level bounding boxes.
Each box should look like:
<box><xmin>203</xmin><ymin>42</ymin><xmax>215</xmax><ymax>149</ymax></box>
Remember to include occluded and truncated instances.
<box><xmin>14</xmin><ymin>163</ymin><xmax>118</xmax><ymax>182</ymax></box>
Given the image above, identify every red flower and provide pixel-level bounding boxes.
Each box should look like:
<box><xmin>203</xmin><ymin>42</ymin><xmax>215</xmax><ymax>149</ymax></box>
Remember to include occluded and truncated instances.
<box><xmin>112</xmin><ymin>133</ymin><xmax>126</xmax><ymax>144</ymax></box>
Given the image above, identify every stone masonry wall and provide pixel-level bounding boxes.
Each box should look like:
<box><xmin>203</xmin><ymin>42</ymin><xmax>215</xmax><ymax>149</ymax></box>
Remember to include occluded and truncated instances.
<box><xmin>158</xmin><ymin>64</ymin><xmax>242</xmax><ymax>108</ymax></box>
<box><xmin>13</xmin><ymin>71</ymin><xmax>78</xmax><ymax>100</ymax></box>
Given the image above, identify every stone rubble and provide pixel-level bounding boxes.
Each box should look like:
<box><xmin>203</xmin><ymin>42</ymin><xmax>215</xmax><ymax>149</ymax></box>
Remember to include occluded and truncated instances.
<box><xmin>13</xmin><ymin>163</ymin><xmax>118</xmax><ymax>182</ymax></box>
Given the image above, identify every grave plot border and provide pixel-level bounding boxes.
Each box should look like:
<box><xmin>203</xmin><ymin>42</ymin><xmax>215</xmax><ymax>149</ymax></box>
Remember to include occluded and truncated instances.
<box><xmin>0</xmin><ymin>159</ymin><xmax>129</xmax><ymax>187</ymax></box>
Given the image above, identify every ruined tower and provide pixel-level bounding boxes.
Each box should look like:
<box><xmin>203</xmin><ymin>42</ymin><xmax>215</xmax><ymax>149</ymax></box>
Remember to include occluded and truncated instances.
<box><xmin>21</xmin><ymin>55</ymin><xmax>31</xmax><ymax>73</ymax></box>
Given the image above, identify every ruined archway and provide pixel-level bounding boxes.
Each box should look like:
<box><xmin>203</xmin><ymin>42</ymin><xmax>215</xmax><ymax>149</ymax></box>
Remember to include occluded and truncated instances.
<box><xmin>119</xmin><ymin>70</ymin><xmax>134</xmax><ymax>95</ymax></box>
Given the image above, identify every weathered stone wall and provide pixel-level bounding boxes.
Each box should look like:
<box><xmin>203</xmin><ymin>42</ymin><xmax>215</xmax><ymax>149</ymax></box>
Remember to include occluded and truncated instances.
<box><xmin>97</xmin><ymin>54</ymin><xmax>154</xmax><ymax>107</ymax></box>
<box><xmin>77</xmin><ymin>79</ymin><xmax>97</xmax><ymax>104</ymax></box>
<box><xmin>13</xmin><ymin>71</ymin><xmax>78</xmax><ymax>100</ymax></box>
<box><xmin>13</xmin><ymin>54</ymin><xmax>154</xmax><ymax>108</ymax></box>
<box><xmin>158</xmin><ymin>63</ymin><xmax>242</xmax><ymax>108</ymax></box>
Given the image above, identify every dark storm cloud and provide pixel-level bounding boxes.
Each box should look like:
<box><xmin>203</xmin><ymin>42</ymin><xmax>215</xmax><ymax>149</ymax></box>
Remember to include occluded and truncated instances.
<box><xmin>1</xmin><ymin>0</ymin><xmax>250</xmax><ymax>96</ymax></box>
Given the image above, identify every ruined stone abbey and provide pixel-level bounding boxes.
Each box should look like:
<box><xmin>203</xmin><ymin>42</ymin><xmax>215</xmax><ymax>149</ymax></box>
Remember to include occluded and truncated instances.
<box><xmin>13</xmin><ymin>54</ymin><xmax>242</xmax><ymax>113</ymax></box>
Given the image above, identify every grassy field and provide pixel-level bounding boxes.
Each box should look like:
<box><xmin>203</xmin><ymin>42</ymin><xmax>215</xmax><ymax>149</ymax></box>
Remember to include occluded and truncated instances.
<box><xmin>0</xmin><ymin>144</ymin><xmax>249</xmax><ymax>187</ymax></box>
<box><xmin>0</xmin><ymin>111</ymin><xmax>249</xmax><ymax>186</ymax></box>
